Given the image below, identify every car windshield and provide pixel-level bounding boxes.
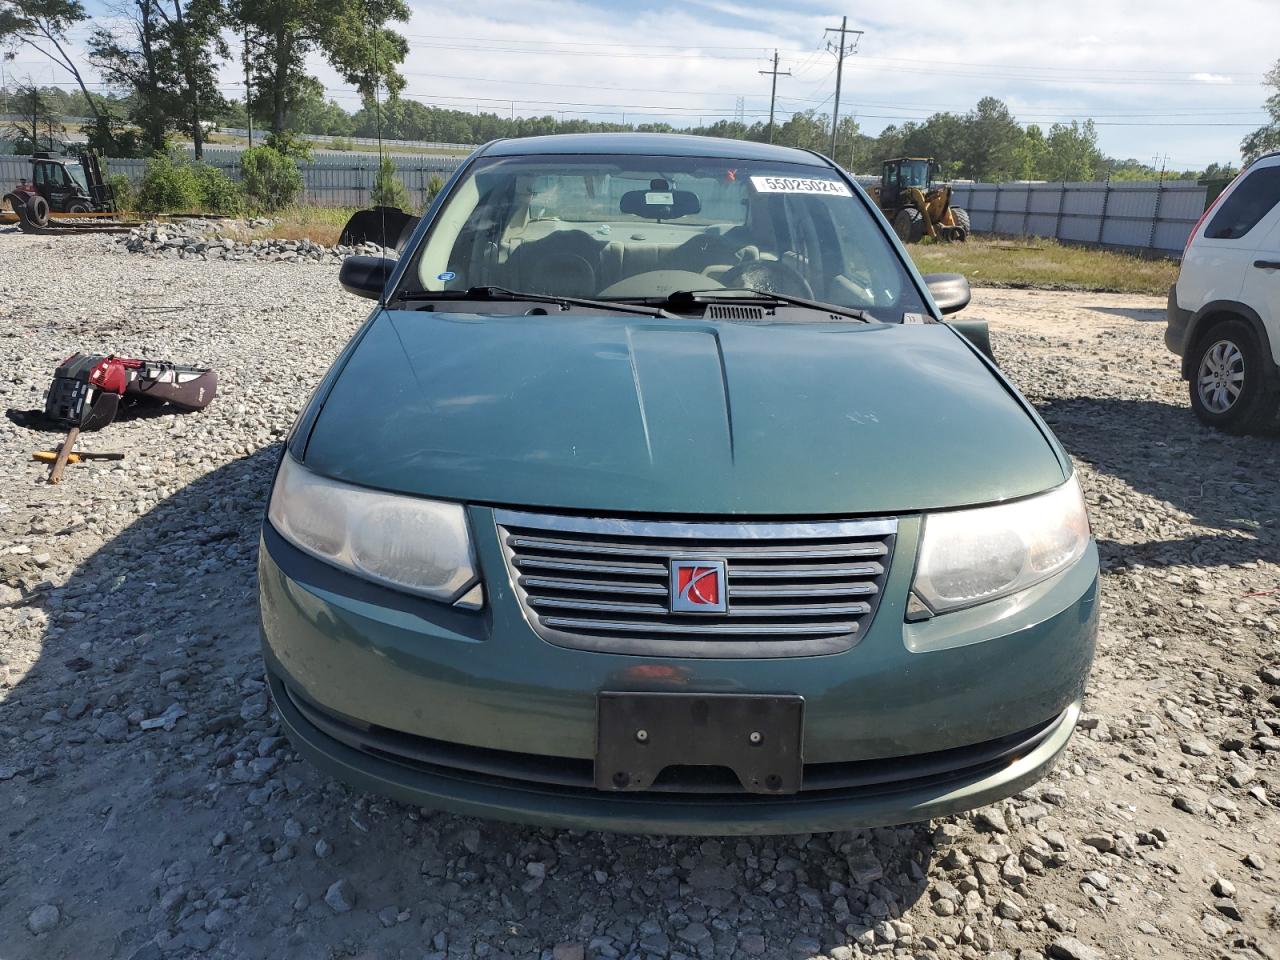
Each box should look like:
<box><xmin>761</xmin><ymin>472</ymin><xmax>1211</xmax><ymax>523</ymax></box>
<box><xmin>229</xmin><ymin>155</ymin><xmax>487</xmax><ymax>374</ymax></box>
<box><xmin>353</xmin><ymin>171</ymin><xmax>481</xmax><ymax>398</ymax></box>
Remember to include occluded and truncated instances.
<box><xmin>65</xmin><ymin>162</ymin><xmax>89</xmax><ymax>192</ymax></box>
<box><xmin>406</xmin><ymin>153</ymin><xmax>928</xmax><ymax>322</ymax></box>
<box><xmin>899</xmin><ymin>160</ymin><xmax>931</xmax><ymax>188</ymax></box>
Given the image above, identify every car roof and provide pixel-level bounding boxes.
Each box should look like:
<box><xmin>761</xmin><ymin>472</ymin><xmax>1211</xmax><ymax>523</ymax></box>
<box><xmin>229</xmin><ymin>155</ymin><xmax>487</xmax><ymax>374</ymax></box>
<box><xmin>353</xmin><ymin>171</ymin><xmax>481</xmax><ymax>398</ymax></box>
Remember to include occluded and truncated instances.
<box><xmin>478</xmin><ymin>133</ymin><xmax>832</xmax><ymax>166</ymax></box>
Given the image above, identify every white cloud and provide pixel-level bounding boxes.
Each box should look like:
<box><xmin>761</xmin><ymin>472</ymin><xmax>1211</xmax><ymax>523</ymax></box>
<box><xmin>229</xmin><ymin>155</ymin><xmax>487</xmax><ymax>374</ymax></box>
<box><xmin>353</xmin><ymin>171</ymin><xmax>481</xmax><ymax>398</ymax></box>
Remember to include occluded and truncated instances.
<box><xmin>46</xmin><ymin>0</ymin><xmax>1280</xmax><ymax>168</ymax></box>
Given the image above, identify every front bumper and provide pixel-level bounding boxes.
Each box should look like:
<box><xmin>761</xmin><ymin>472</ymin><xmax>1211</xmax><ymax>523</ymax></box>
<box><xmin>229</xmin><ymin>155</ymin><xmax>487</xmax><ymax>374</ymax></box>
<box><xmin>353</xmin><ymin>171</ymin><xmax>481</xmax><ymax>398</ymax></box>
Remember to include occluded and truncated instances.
<box><xmin>259</xmin><ymin>511</ymin><xmax>1098</xmax><ymax>835</ymax></box>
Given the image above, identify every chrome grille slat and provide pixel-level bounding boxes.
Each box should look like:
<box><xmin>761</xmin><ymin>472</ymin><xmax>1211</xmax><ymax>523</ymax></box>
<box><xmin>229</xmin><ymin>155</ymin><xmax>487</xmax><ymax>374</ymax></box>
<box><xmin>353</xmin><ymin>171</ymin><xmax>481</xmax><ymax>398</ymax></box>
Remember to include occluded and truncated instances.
<box><xmin>508</xmin><ymin>535</ymin><xmax>885</xmax><ymax>561</ymax></box>
<box><xmin>530</xmin><ymin>597</ymin><xmax>873</xmax><ymax>618</ymax></box>
<box><xmin>515</xmin><ymin>557</ymin><xmax>667</xmax><ymax>576</ymax></box>
<box><xmin>542</xmin><ymin>617</ymin><xmax>859</xmax><ymax>636</ymax></box>
<box><xmin>729</xmin><ymin>563</ymin><xmax>883</xmax><ymax>579</ymax></box>
<box><xmin>520</xmin><ymin>576</ymin><xmax>668</xmax><ymax>596</ymax></box>
<box><xmin>496</xmin><ymin>510</ymin><xmax>897</xmax><ymax>658</ymax></box>
<box><xmin>729</xmin><ymin>582</ymin><xmax>878</xmax><ymax>598</ymax></box>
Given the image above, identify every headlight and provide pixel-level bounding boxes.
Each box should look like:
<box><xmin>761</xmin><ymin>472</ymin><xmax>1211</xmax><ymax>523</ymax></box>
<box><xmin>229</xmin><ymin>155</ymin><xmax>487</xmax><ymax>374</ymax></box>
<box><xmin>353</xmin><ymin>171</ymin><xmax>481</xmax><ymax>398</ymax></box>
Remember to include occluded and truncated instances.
<box><xmin>267</xmin><ymin>454</ymin><xmax>480</xmax><ymax>605</ymax></box>
<box><xmin>911</xmin><ymin>474</ymin><xmax>1090</xmax><ymax>615</ymax></box>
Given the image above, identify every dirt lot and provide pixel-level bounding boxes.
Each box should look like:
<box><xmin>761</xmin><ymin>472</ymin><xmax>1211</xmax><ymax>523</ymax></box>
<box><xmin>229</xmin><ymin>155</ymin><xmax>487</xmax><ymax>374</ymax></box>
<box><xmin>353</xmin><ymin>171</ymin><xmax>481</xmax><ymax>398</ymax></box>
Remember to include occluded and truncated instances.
<box><xmin>1</xmin><ymin>231</ymin><xmax>1277</xmax><ymax>960</ymax></box>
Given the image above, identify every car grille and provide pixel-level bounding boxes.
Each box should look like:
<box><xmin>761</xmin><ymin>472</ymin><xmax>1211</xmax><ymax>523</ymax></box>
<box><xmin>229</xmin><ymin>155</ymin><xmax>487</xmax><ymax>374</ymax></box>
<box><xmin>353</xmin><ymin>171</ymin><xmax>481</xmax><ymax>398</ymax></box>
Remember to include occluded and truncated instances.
<box><xmin>494</xmin><ymin>510</ymin><xmax>897</xmax><ymax>657</ymax></box>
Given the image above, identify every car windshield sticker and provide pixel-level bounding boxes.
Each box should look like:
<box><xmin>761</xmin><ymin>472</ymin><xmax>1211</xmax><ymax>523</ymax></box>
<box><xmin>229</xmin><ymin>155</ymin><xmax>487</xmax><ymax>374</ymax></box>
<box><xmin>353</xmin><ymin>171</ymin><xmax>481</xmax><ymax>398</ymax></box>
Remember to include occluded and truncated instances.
<box><xmin>645</xmin><ymin>191</ymin><xmax>674</xmax><ymax>205</ymax></box>
<box><xmin>437</xmin><ymin>271</ymin><xmax>456</xmax><ymax>281</ymax></box>
<box><xmin>749</xmin><ymin>176</ymin><xmax>852</xmax><ymax>197</ymax></box>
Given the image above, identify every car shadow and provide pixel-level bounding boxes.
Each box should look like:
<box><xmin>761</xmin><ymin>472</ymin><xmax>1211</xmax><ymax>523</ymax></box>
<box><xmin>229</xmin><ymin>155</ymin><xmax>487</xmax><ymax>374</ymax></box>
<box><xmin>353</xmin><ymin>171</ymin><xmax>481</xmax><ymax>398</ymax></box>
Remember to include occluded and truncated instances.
<box><xmin>2</xmin><ymin>445</ymin><xmax>937</xmax><ymax>959</ymax></box>
<box><xmin>1034</xmin><ymin>395</ymin><xmax>1280</xmax><ymax>569</ymax></box>
<box><xmin>1083</xmin><ymin>305</ymin><xmax>1167</xmax><ymax>323</ymax></box>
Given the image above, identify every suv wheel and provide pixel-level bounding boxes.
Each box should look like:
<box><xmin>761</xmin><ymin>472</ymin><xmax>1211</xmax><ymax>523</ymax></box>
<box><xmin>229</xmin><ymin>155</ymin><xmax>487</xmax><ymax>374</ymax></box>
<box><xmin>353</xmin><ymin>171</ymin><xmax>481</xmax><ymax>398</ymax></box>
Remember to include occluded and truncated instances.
<box><xmin>1188</xmin><ymin>318</ymin><xmax>1280</xmax><ymax>433</ymax></box>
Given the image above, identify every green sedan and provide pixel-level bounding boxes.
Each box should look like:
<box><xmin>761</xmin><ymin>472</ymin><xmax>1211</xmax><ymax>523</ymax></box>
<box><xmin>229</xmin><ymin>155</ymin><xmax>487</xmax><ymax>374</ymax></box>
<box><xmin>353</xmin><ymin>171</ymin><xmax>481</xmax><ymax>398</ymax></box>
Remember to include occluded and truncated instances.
<box><xmin>259</xmin><ymin>133</ymin><xmax>1097</xmax><ymax>835</ymax></box>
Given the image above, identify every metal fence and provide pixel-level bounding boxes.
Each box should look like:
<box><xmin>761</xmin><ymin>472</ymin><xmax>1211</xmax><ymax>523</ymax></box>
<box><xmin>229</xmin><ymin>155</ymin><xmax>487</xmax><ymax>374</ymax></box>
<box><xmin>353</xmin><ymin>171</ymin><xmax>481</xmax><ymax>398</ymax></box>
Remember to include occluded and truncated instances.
<box><xmin>948</xmin><ymin>179</ymin><xmax>1208</xmax><ymax>256</ymax></box>
<box><xmin>2</xmin><ymin>150</ymin><xmax>1209</xmax><ymax>250</ymax></box>
<box><xmin>1</xmin><ymin>153</ymin><xmax>463</xmax><ymax>208</ymax></box>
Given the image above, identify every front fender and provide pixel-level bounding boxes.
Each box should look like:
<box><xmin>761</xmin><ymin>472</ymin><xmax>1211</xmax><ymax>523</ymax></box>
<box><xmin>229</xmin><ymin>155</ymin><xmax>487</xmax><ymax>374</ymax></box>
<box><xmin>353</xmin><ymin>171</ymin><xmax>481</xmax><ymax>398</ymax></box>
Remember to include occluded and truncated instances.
<box><xmin>1179</xmin><ymin>299</ymin><xmax>1277</xmax><ymax>377</ymax></box>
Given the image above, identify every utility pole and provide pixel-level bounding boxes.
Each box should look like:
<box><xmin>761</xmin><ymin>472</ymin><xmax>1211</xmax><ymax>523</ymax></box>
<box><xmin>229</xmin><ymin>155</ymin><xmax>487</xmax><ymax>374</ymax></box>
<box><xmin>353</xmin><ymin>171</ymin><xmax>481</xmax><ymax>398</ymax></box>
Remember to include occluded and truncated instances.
<box><xmin>759</xmin><ymin>49</ymin><xmax>791</xmax><ymax>144</ymax></box>
<box><xmin>243</xmin><ymin>24</ymin><xmax>253</xmax><ymax>147</ymax></box>
<box><xmin>1</xmin><ymin>52</ymin><xmax>14</xmax><ymax>117</ymax></box>
<box><xmin>824</xmin><ymin>16</ymin><xmax>863</xmax><ymax>159</ymax></box>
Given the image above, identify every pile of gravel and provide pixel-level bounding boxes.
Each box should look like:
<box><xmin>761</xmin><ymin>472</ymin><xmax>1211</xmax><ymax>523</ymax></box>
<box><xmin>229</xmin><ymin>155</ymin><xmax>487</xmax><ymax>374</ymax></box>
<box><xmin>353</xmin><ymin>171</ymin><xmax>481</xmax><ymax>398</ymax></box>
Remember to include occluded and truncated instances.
<box><xmin>1</xmin><ymin>232</ymin><xmax>1277</xmax><ymax>960</ymax></box>
<box><xmin>113</xmin><ymin>218</ymin><xmax>386</xmax><ymax>263</ymax></box>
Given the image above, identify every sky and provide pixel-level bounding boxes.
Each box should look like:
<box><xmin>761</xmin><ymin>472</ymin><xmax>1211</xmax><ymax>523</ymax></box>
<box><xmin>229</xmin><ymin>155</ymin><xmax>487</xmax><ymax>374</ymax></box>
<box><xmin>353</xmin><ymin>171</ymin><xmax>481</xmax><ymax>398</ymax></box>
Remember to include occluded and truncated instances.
<box><xmin>7</xmin><ymin>0</ymin><xmax>1278</xmax><ymax>172</ymax></box>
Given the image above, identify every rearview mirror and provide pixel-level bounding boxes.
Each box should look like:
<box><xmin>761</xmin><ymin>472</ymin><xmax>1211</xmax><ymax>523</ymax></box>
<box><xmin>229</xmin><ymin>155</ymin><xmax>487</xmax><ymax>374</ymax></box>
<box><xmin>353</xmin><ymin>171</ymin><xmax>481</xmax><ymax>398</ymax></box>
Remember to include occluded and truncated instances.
<box><xmin>620</xmin><ymin>188</ymin><xmax>701</xmax><ymax>219</ymax></box>
<box><xmin>922</xmin><ymin>273</ymin><xmax>971</xmax><ymax>315</ymax></box>
<box><xmin>339</xmin><ymin>255</ymin><xmax>396</xmax><ymax>300</ymax></box>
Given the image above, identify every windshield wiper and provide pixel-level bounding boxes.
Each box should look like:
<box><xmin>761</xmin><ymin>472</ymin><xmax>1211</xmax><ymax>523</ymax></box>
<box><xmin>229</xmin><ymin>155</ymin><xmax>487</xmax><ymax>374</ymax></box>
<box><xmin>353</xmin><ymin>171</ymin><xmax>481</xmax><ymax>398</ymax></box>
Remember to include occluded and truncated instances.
<box><xmin>614</xmin><ymin>288</ymin><xmax>874</xmax><ymax>323</ymax></box>
<box><xmin>394</xmin><ymin>285</ymin><xmax>676</xmax><ymax>318</ymax></box>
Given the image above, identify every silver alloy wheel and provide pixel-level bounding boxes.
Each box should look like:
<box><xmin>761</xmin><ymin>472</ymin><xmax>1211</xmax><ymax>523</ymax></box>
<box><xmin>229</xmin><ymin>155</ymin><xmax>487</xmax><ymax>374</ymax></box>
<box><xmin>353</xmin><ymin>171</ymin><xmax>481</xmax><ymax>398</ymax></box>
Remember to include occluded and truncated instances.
<box><xmin>1197</xmin><ymin>339</ymin><xmax>1245</xmax><ymax>414</ymax></box>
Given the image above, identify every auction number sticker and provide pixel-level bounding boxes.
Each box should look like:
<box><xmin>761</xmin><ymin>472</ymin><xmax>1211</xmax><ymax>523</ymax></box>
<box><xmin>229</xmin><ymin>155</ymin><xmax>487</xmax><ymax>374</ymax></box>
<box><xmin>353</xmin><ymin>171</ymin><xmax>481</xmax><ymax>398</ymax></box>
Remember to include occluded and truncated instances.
<box><xmin>749</xmin><ymin>176</ymin><xmax>852</xmax><ymax>196</ymax></box>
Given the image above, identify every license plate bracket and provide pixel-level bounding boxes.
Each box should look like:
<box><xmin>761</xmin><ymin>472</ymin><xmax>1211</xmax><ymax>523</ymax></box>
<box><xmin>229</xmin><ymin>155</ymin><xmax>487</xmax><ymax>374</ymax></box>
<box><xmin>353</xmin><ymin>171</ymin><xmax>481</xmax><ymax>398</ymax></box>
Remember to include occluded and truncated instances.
<box><xmin>595</xmin><ymin>692</ymin><xmax>804</xmax><ymax>794</ymax></box>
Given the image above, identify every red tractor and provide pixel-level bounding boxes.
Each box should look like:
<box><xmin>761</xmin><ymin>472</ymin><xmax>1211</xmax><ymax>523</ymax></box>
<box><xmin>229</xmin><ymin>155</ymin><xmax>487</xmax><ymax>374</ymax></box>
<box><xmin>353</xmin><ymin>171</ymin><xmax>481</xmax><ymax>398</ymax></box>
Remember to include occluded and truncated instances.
<box><xmin>3</xmin><ymin>150</ymin><xmax>117</xmax><ymax>227</ymax></box>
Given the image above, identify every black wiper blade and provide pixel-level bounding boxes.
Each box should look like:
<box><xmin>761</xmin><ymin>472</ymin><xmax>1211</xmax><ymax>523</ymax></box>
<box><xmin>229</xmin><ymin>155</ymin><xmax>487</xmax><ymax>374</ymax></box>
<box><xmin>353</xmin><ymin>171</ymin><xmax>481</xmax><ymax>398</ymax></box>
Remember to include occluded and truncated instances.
<box><xmin>395</xmin><ymin>286</ymin><xmax>675</xmax><ymax>318</ymax></box>
<box><xmin>657</xmin><ymin>288</ymin><xmax>874</xmax><ymax>323</ymax></box>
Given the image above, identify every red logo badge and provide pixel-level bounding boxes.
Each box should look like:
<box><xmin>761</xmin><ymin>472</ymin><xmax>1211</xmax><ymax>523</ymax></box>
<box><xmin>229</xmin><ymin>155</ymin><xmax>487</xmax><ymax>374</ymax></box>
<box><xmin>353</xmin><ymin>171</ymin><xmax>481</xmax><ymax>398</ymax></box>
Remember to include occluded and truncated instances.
<box><xmin>670</xmin><ymin>560</ymin><xmax>728</xmax><ymax>613</ymax></box>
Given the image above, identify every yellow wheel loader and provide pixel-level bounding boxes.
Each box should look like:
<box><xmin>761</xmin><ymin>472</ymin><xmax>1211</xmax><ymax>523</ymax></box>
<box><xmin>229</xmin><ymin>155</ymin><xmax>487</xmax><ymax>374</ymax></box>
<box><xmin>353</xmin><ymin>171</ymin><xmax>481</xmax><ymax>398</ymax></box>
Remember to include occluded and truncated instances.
<box><xmin>870</xmin><ymin>158</ymin><xmax>970</xmax><ymax>244</ymax></box>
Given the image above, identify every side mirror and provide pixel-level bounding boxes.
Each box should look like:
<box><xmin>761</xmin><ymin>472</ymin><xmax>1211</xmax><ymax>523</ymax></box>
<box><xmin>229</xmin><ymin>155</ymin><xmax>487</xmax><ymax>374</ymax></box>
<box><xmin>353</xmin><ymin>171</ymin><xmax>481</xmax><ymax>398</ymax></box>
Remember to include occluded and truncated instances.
<box><xmin>949</xmin><ymin>320</ymin><xmax>995</xmax><ymax>363</ymax></box>
<box><xmin>922</xmin><ymin>272</ymin><xmax>971</xmax><ymax>315</ymax></box>
<box><xmin>339</xmin><ymin>255</ymin><xmax>396</xmax><ymax>300</ymax></box>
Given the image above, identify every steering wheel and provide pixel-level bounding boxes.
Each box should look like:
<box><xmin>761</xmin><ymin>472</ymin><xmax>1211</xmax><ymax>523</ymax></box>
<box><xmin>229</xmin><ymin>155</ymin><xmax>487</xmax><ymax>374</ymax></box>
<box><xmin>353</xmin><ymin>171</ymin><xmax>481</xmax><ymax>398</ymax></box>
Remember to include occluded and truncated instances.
<box><xmin>720</xmin><ymin>260</ymin><xmax>814</xmax><ymax>299</ymax></box>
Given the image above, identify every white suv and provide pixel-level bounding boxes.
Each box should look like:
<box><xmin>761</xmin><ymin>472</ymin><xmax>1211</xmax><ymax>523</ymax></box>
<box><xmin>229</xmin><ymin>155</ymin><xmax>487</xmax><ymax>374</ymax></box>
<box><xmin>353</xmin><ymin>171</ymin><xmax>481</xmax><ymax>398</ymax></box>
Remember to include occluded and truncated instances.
<box><xmin>1167</xmin><ymin>151</ymin><xmax>1280</xmax><ymax>432</ymax></box>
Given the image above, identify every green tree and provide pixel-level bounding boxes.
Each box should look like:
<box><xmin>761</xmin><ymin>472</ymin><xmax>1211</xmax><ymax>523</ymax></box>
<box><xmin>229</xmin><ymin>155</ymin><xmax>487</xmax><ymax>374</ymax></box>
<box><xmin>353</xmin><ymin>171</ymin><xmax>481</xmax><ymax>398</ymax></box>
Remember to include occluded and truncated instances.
<box><xmin>89</xmin><ymin>0</ymin><xmax>227</xmax><ymax>158</ymax></box>
<box><xmin>1042</xmin><ymin>120</ymin><xmax>1102</xmax><ymax>181</ymax></box>
<box><xmin>1241</xmin><ymin>59</ymin><xmax>1280</xmax><ymax>162</ymax></box>
<box><xmin>153</xmin><ymin>0</ymin><xmax>229</xmax><ymax>159</ymax></box>
<box><xmin>88</xmin><ymin>1</ymin><xmax>170</xmax><ymax>153</ymax></box>
<box><xmin>370</xmin><ymin>154</ymin><xmax>408</xmax><ymax>208</ymax></box>
<box><xmin>234</xmin><ymin>0</ymin><xmax>409</xmax><ymax>137</ymax></box>
<box><xmin>0</xmin><ymin>0</ymin><xmax>102</xmax><ymax>124</ymax></box>
<box><xmin>1015</xmin><ymin>124</ymin><xmax>1048</xmax><ymax>180</ymax></box>
<box><xmin>959</xmin><ymin>97</ymin><xmax>1024</xmax><ymax>181</ymax></box>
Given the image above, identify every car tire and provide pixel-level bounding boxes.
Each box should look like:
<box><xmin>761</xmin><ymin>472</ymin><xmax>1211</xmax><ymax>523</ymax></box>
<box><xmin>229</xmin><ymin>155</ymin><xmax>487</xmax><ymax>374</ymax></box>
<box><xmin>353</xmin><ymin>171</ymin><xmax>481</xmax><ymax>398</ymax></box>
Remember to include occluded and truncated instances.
<box><xmin>22</xmin><ymin>194</ymin><xmax>50</xmax><ymax>227</ymax></box>
<box><xmin>1188</xmin><ymin>318</ymin><xmax>1280</xmax><ymax>434</ymax></box>
<box><xmin>67</xmin><ymin>201</ymin><xmax>90</xmax><ymax>214</ymax></box>
<box><xmin>952</xmin><ymin>207</ymin><xmax>971</xmax><ymax>239</ymax></box>
<box><xmin>893</xmin><ymin>208</ymin><xmax>924</xmax><ymax>244</ymax></box>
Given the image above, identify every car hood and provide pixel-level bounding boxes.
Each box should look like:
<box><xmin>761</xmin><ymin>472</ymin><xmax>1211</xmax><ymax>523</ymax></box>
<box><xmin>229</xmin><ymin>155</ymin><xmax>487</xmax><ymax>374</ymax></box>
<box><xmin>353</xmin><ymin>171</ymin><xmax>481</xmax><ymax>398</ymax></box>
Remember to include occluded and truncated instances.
<box><xmin>302</xmin><ymin>310</ymin><xmax>1066</xmax><ymax>515</ymax></box>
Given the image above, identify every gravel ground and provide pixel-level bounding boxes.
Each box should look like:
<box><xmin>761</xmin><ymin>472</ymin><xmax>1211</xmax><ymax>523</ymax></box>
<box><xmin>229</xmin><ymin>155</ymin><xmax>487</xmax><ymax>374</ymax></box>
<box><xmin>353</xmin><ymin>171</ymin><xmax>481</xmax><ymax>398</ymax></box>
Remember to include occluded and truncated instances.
<box><xmin>1</xmin><ymin>230</ymin><xmax>1278</xmax><ymax>960</ymax></box>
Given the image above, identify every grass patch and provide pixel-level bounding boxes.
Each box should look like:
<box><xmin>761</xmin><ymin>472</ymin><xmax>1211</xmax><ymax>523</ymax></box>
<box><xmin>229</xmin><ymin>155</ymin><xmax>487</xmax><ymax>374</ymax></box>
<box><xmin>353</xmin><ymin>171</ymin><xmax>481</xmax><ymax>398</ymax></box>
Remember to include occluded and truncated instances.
<box><xmin>220</xmin><ymin>205</ymin><xmax>359</xmax><ymax>246</ymax></box>
<box><xmin>909</xmin><ymin>237</ymin><xmax>1178</xmax><ymax>297</ymax></box>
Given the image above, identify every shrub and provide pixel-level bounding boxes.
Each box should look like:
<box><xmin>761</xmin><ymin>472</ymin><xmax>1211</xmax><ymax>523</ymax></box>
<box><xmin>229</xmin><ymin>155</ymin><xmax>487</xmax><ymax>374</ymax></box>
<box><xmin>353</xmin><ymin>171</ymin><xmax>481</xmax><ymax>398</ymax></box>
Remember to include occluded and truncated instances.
<box><xmin>135</xmin><ymin>154</ymin><xmax>200</xmax><ymax>212</ymax></box>
<box><xmin>264</xmin><ymin>130</ymin><xmax>313</xmax><ymax>161</ymax></box>
<box><xmin>241</xmin><ymin>146</ymin><xmax>304</xmax><ymax>212</ymax></box>
<box><xmin>425</xmin><ymin>173</ymin><xmax>446</xmax><ymax>206</ymax></box>
<box><xmin>330</xmin><ymin>136</ymin><xmax>354</xmax><ymax>152</ymax></box>
<box><xmin>105</xmin><ymin>172</ymin><xmax>136</xmax><ymax>212</ymax></box>
<box><xmin>370</xmin><ymin>155</ymin><xmax>410</xmax><ymax>210</ymax></box>
<box><xmin>190</xmin><ymin>163</ymin><xmax>244</xmax><ymax>215</ymax></box>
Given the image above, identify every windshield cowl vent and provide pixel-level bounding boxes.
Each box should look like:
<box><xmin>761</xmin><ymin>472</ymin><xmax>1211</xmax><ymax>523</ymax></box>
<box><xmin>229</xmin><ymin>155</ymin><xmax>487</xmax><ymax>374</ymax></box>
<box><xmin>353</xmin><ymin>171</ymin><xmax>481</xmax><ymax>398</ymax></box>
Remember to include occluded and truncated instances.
<box><xmin>705</xmin><ymin>304</ymin><xmax>768</xmax><ymax>321</ymax></box>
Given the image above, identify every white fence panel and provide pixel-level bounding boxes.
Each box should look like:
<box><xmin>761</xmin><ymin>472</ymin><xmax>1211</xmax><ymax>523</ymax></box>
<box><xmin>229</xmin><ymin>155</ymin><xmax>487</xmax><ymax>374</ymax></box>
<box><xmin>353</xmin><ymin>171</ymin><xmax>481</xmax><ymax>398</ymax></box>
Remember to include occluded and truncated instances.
<box><xmin>948</xmin><ymin>178</ymin><xmax>1207</xmax><ymax>256</ymax></box>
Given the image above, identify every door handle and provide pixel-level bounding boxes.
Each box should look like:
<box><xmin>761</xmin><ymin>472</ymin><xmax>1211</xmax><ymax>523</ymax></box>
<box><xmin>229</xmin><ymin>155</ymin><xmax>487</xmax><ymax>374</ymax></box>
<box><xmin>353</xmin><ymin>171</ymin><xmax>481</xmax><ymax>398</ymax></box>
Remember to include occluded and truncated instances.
<box><xmin>1255</xmin><ymin>260</ymin><xmax>1280</xmax><ymax>269</ymax></box>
